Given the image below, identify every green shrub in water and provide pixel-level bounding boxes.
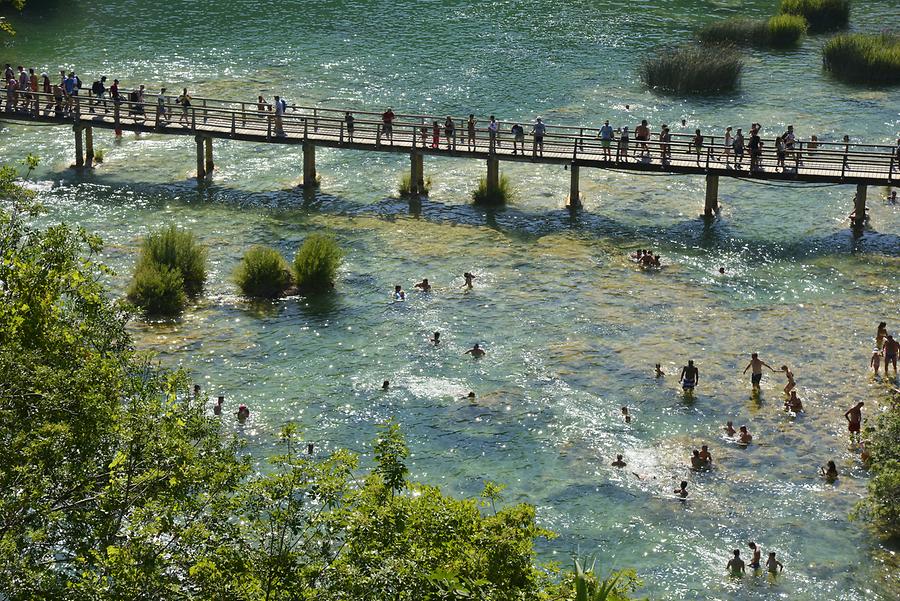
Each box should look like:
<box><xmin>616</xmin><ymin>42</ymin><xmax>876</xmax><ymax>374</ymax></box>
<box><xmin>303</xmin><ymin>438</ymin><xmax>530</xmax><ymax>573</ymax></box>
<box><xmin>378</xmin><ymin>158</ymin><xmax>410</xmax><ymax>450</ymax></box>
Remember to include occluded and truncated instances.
<box><xmin>233</xmin><ymin>245</ymin><xmax>293</xmax><ymax>298</ymax></box>
<box><xmin>779</xmin><ymin>0</ymin><xmax>849</xmax><ymax>32</ymax></box>
<box><xmin>139</xmin><ymin>224</ymin><xmax>207</xmax><ymax>297</ymax></box>
<box><xmin>398</xmin><ymin>172</ymin><xmax>432</xmax><ymax>196</ymax></box>
<box><xmin>472</xmin><ymin>174</ymin><xmax>514</xmax><ymax>205</ymax></box>
<box><xmin>766</xmin><ymin>14</ymin><xmax>808</xmax><ymax>47</ymax></box>
<box><xmin>640</xmin><ymin>44</ymin><xmax>743</xmax><ymax>94</ymax></box>
<box><xmin>823</xmin><ymin>33</ymin><xmax>900</xmax><ymax>84</ymax></box>
<box><xmin>698</xmin><ymin>16</ymin><xmax>806</xmax><ymax>47</ymax></box>
<box><xmin>126</xmin><ymin>261</ymin><xmax>187</xmax><ymax>316</ymax></box>
<box><xmin>293</xmin><ymin>233</ymin><xmax>343</xmax><ymax>293</ymax></box>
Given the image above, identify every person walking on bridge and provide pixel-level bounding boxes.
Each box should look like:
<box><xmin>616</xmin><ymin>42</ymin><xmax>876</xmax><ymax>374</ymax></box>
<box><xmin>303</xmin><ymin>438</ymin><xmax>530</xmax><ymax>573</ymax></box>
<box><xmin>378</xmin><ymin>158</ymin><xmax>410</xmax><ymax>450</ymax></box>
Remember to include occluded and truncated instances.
<box><xmin>531</xmin><ymin>117</ymin><xmax>546</xmax><ymax>157</ymax></box>
<box><xmin>467</xmin><ymin>114</ymin><xmax>477</xmax><ymax>150</ymax></box>
<box><xmin>599</xmin><ymin>120</ymin><xmax>613</xmax><ymax>161</ymax></box>
<box><xmin>380</xmin><ymin>107</ymin><xmax>395</xmax><ymax>144</ymax></box>
<box><xmin>156</xmin><ymin>87</ymin><xmax>168</xmax><ymax>125</ymax></box>
<box><xmin>444</xmin><ymin>116</ymin><xmax>455</xmax><ymax>150</ymax></box>
<box><xmin>344</xmin><ymin>111</ymin><xmax>354</xmax><ymax>142</ymax></box>
<box><xmin>273</xmin><ymin>95</ymin><xmax>286</xmax><ymax>136</ymax></box>
<box><xmin>177</xmin><ymin>88</ymin><xmax>191</xmax><ymax>126</ymax></box>
<box><xmin>635</xmin><ymin>119</ymin><xmax>650</xmax><ymax>158</ymax></box>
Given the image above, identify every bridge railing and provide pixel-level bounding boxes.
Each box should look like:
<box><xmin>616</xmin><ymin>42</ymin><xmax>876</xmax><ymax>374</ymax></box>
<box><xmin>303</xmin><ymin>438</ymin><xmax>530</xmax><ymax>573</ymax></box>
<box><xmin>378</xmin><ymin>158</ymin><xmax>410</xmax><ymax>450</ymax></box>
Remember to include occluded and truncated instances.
<box><xmin>3</xmin><ymin>86</ymin><xmax>897</xmax><ymax>180</ymax></box>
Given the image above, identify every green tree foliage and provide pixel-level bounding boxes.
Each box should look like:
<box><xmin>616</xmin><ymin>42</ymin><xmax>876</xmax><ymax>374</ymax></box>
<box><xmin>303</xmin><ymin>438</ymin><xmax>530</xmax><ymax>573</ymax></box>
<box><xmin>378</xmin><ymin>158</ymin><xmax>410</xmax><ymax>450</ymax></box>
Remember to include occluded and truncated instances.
<box><xmin>233</xmin><ymin>245</ymin><xmax>292</xmax><ymax>298</ymax></box>
<box><xmin>292</xmin><ymin>233</ymin><xmax>342</xmax><ymax>293</ymax></box>
<box><xmin>854</xmin><ymin>396</ymin><xmax>900</xmax><ymax>540</ymax></box>
<box><xmin>0</xmin><ymin>1</ymin><xmax>27</xmax><ymax>36</ymax></box>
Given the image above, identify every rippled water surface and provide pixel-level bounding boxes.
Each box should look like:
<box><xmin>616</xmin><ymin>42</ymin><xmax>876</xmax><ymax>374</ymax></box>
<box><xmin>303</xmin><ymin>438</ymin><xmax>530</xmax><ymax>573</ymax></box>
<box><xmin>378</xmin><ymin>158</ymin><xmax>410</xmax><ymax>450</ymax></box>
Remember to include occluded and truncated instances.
<box><xmin>3</xmin><ymin>1</ymin><xmax>900</xmax><ymax>598</ymax></box>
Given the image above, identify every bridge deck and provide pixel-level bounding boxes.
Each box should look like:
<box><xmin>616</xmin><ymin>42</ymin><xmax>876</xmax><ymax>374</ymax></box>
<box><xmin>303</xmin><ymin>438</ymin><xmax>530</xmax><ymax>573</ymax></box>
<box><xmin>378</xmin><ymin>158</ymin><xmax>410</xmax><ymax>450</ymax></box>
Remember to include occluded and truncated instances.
<box><xmin>1</xmin><ymin>90</ymin><xmax>897</xmax><ymax>186</ymax></box>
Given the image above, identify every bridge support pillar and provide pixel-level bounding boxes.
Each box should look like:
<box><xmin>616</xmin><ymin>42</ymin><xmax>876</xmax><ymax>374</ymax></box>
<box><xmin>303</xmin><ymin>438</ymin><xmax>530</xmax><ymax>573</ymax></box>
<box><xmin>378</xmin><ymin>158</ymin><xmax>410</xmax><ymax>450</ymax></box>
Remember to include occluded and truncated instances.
<box><xmin>204</xmin><ymin>137</ymin><xmax>214</xmax><ymax>174</ymax></box>
<box><xmin>486</xmin><ymin>157</ymin><xmax>499</xmax><ymax>192</ymax></box>
<box><xmin>567</xmin><ymin>163</ymin><xmax>582</xmax><ymax>209</ymax></box>
<box><xmin>73</xmin><ymin>125</ymin><xmax>84</xmax><ymax>169</ymax></box>
<box><xmin>853</xmin><ymin>184</ymin><xmax>867</xmax><ymax>226</ymax></box>
<box><xmin>84</xmin><ymin>126</ymin><xmax>94</xmax><ymax>167</ymax></box>
<box><xmin>704</xmin><ymin>174</ymin><xmax>719</xmax><ymax>217</ymax></box>
<box><xmin>409</xmin><ymin>152</ymin><xmax>425</xmax><ymax>196</ymax></box>
<box><xmin>302</xmin><ymin>141</ymin><xmax>318</xmax><ymax>188</ymax></box>
<box><xmin>195</xmin><ymin>135</ymin><xmax>206</xmax><ymax>180</ymax></box>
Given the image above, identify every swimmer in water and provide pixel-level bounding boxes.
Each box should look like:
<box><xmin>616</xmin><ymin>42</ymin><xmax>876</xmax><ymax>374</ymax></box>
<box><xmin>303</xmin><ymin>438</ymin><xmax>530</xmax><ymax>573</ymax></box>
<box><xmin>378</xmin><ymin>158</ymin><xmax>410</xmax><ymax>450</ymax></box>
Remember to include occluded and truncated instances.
<box><xmin>780</xmin><ymin>365</ymin><xmax>795</xmax><ymax>394</ymax></box>
<box><xmin>844</xmin><ymin>401</ymin><xmax>864</xmax><ymax>441</ymax></box>
<box><xmin>680</xmin><ymin>360</ymin><xmax>699</xmax><ymax>392</ymax></box>
<box><xmin>465</xmin><ymin>391</ymin><xmax>476</xmax><ymax>402</ymax></box>
<box><xmin>639</xmin><ymin>253</ymin><xmax>655</xmax><ymax>267</ymax></box>
<box><xmin>690</xmin><ymin>449</ymin><xmax>704</xmax><ymax>470</ymax></box>
<box><xmin>743</xmin><ymin>352</ymin><xmax>776</xmax><ymax>392</ymax></box>
<box><xmin>382</xmin><ymin>380</ymin><xmax>390</xmax><ymax>390</ymax></box>
<box><xmin>430</xmin><ymin>331</ymin><xmax>441</xmax><ymax>345</ymax></box>
<box><xmin>674</xmin><ymin>481</ymin><xmax>688</xmax><ymax>498</ymax></box>
<box><xmin>464</xmin><ymin>343</ymin><xmax>485</xmax><ymax>358</ymax></box>
<box><xmin>766</xmin><ymin>552</ymin><xmax>783</xmax><ymax>574</ymax></box>
<box><xmin>870</xmin><ymin>349</ymin><xmax>881</xmax><ymax>376</ymax></box>
<box><xmin>236</xmin><ymin>404</ymin><xmax>250</xmax><ymax>423</ymax></box>
<box><xmin>630</xmin><ymin>249</ymin><xmax>644</xmax><ymax>260</ymax></box>
<box><xmin>611</xmin><ymin>454</ymin><xmax>627</xmax><ymax>468</ymax></box>
<box><xmin>621</xmin><ymin>406</ymin><xmax>631</xmax><ymax>423</ymax></box>
<box><xmin>462</xmin><ymin>272</ymin><xmax>476</xmax><ymax>289</ymax></box>
<box><xmin>213</xmin><ymin>395</ymin><xmax>224</xmax><ymax>416</ymax></box>
<box><xmin>393</xmin><ymin>285</ymin><xmax>405</xmax><ymax>301</ymax></box>
<box><xmin>786</xmin><ymin>390</ymin><xmax>803</xmax><ymax>413</ymax></box>
<box><xmin>738</xmin><ymin>425</ymin><xmax>752</xmax><ymax>444</ymax></box>
<box><xmin>748</xmin><ymin>542</ymin><xmax>762</xmax><ymax>570</ymax></box>
<box><xmin>414</xmin><ymin>278</ymin><xmax>431</xmax><ymax>292</ymax></box>
<box><xmin>727</xmin><ymin>549</ymin><xmax>746</xmax><ymax>576</ymax></box>
<box><xmin>699</xmin><ymin>445</ymin><xmax>713</xmax><ymax>466</ymax></box>
<box><xmin>655</xmin><ymin>363</ymin><xmax>665</xmax><ymax>378</ymax></box>
<box><xmin>820</xmin><ymin>460</ymin><xmax>838</xmax><ymax>482</ymax></box>
<box><xmin>724</xmin><ymin>421</ymin><xmax>736</xmax><ymax>436</ymax></box>
<box><xmin>719</xmin><ymin>267</ymin><xmax>725</xmax><ymax>274</ymax></box>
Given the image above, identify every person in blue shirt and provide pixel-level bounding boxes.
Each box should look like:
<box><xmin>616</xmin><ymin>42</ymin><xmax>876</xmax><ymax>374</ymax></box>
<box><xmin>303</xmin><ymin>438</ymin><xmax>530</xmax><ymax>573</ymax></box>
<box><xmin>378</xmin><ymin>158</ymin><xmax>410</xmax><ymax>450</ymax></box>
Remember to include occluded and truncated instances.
<box><xmin>599</xmin><ymin>120</ymin><xmax>614</xmax><ymax>161</ymax></box>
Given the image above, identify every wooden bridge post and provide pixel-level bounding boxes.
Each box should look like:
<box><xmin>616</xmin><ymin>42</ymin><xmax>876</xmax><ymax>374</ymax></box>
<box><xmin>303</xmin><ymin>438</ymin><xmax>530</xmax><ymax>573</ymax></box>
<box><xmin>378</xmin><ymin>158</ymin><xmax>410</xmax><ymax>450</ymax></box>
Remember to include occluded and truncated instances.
<box><xmin>486</xmin><ymin>157</ymin><xmax>499</xmax><ymax>193</ymax></box>
<box><xmin>302</xmin><ymin>141</ymin><xmax>318</xmax><ymax>188</ymax></box>
<box><xmin>84</xmin><ymin>126</ymin><xmax>94</xmax><ymax>167</ymax></box>
<box><xmin>204</xmin><ymin>137</ymin><xmax>214</xmax><ymax>175</ymax></box>
<box><xmin>195</xmin><ymin>135</ymin><xmax>206</xmax><ymax>180</ymax></box>
<box><xmin>704</xmin><ymin>174</ymin><xmax>719</xmax><ymax>217</ymax></box>
<box><xmin>853</xmin><ymin>184</ymin><xmax>867</xmax><ymax>226</ymax></box>
<box><xmin>410</xmin><ymin>152</ymin><xmax>424</xmax><ymax>196</ymax></box>
<box><xmin>73</xmin><ymin>125</ymin><xmax>84</xmax><ymax>169</ymax></box>
<box><xmin>567</xmin><ymin>163</ymin><xmax>581</xmax><ymax>209</ymax></box>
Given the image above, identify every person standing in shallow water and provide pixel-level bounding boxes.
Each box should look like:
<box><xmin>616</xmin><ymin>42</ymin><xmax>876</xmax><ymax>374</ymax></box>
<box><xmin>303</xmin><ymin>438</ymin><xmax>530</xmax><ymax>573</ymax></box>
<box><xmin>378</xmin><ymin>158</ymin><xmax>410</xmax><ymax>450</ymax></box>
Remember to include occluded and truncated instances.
<box><xmin>680</xmin><ymin>360</ymin><xmax>698</xmax><ymax>392</ymax></box>
<box><xmin>674</xmin><ymin>481</ymin><xmax>688</xmax><ymax>498</ymax></box>
<box><xmin>882</xmin><ymin>335</ymin><xmax>899</xmax><ymax>376</ymax></box>
<box><xmin>780</xmin><ymin>365</ymin><xmax>795</xmax><ymax>394</ymax></box>
<box><xmin>727</xmin><ymin>550</ymin><xmax>746</xmax><ymax>576</ymax></box>
<box><xmin>844</xmin><ymin>402</ymin><xmax>864</xmax><ymax>440</ymax></box>
<box><xmin>748</xmin><ymin>542</ymin><xmax>762</xmax><ymax>570</ymax></box>
<box><xmin>462</xmin><ymin>272</ymin><xmax>475</xmax><ymax>289</ymax></box>
<box><xmin>743</xmin><ymin>353</ymin><xmax>775</xmax><ymax>392</ymax></box>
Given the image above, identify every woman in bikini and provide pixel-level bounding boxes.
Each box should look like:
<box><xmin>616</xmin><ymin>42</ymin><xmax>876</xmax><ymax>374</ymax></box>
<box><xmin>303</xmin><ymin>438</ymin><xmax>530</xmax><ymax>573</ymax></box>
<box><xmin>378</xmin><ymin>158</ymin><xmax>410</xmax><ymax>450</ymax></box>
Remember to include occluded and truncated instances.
<box><xmin>780</xmin><ymin>365</ymin><xmax>795</xmax><ymax>395</ymax></box>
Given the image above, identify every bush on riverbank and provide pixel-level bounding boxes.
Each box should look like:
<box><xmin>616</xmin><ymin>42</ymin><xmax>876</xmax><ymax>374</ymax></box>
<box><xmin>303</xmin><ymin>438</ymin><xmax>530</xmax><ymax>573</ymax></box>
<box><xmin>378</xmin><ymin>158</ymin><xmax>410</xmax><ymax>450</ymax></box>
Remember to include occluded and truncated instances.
<box><xmin>779</xmin><ymin>0</ymin><xmax>849</xmax><ymax>32</ymax></box>
<box><xmin>138</xmin><ymin>224</ymin><xmax>207</xmax><ymax>297</ymax></box>
<box><xmin>854</xmin><ymin>396</ymin><xmax>900</xmax><ymax>539</ymax></box>
<box><xmin>697</xmin><ymin>15</ymin><xmax>807</xmax><ymax>48</ymax></box>
<box><xmin>127</xmin><ymin>261</ymin><xmax>187</xmax><ymax>316</ymax></box>
<box><xmin>293</xmin><ymin>233</ymin><xmax>342</xmax><ymax>293</ymax></box>
<box><xmin>823</xmin><ymin>34</ymin><xmax>900</xmax><ymax>84</ymax></box>
<box><xmin>472</xmin><ymin>174</ymin><xmax>515</xmax><ymax>205</ymax></box>
<box><xmin>398</xmin><ymin>172</ymin><xmax>432</xmax><ymax>196</ymax></box>
<box><xmin>233</xmin><ymin>245</ymin><xmax>293</xmax><ymax>298</ymax></box>
<box><xmin>640</xmin><ymin>44</ymin><xmax>743</xmax><ymax>94</ymax></box>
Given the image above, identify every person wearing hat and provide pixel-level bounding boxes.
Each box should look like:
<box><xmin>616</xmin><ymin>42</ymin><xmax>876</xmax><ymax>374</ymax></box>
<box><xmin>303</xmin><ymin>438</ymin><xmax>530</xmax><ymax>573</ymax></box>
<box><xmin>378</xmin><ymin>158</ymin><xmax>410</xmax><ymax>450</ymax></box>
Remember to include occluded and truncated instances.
<box><xmin>618</xmin><ymin>126</ymin><xmax>630</xmax><ymax>162</ymax></box>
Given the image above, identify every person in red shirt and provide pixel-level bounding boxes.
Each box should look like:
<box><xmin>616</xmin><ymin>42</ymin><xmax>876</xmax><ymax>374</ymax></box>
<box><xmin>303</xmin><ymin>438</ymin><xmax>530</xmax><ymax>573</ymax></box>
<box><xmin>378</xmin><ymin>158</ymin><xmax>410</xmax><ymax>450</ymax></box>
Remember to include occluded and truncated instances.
<box><xmin>380</xmin><ymin>107</ymin><xmax>395</xmax><ymax>142</ymax></box>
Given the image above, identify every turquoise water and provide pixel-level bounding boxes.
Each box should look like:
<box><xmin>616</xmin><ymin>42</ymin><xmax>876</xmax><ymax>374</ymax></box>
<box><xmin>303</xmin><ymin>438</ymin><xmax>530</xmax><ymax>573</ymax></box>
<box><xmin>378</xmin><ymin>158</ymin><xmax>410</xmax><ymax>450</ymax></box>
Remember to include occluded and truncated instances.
<box><xmin>3</xmin><ymin>1</ymin><xmax>900</xmax><ymax>598</ymax></box>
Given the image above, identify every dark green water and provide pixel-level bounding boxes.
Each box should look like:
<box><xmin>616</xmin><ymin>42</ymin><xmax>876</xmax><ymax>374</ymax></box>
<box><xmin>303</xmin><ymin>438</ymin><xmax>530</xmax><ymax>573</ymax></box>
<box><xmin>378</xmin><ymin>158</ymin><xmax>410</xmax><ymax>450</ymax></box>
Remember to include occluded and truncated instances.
<box><xmin>2</xmin><ymin>1</ymin><xmax>900</xmax><ymax>598</ymax></box>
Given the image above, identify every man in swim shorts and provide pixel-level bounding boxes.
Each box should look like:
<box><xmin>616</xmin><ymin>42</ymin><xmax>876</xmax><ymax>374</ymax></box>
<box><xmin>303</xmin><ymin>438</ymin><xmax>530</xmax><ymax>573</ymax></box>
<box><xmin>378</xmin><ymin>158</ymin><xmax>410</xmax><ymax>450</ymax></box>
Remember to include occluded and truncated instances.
<box><xmin>748</xmin><ymin>542</ymin><xmax>762</xmax><ymax>569</ymax></box>
<box><xmin>844</xmin><ymin>402</ymin><xmax>864</xmax><ymax>439</ymax></box>
<box><xmin>680</xmin><ymin>360</ymin><xmax>698</xmax><ymax>391</ymax></box>
<box><xmin>883</xmin><ymin>335</ymin><xmax>899</xmax><ymax>376</ymax></box>
<box><xmin>674</xmin><ymin>481</ymin><xmax>688</xmax><ymax>497</ymax></box>
<box><xmin>743</xmin><ymin>353</ymin><xmax>775</xmax><ymax>391</ymax></box>
<box><xmin>726</xmin><ymin>549</ymin><xmax>745</xmax><ymax>576</ymax></box>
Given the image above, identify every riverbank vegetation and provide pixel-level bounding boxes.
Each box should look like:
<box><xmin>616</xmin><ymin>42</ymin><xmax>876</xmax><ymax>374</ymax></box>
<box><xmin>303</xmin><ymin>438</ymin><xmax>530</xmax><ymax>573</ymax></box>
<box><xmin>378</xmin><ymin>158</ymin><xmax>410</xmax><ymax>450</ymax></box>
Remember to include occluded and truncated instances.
<box><xmin>127</xmin><ymin>224</ymin><xmax>207</xmax><ymax>316</ymax></box>
<box><xmin>640</xmin><ymin>44</ymin><xmax>743</xmax><ymax>94</ymax></box>
<box><xmin>472</xmin><ymin>173</ymin><xmax>515</xmax><ymax>205</ymax></box>
<box><xmin>234</xmin><ymin>245</ymin><xmax>293</xmax><ymax>298</ymax></box>
<box><xmin>697</xmin><ymin>15</ymin><xmax>807</xmax><ymax>48</ymax></box>
<box><xmin>293</xmin><ymin>233</ymin><xmax>343</xmax><ymax>293</ymax></box>
<box><xmin>0</xmin><ymin>198</ymin><xmax>643</xmax><ymax>598</ymax></box>
<box><xmin>779</xmin><ymin>0</ymin><xmax>849</xmax><ymax>32</ymax></box>
<box><xmin>823</xmin><ymin>33</ymin><xmax>900</xmax><ymax>84</ymax></box>
<box><xmin>398</xmin><ymin>172</ymin><xmax>432</xmax><ymax>196</ymax></box>
<box><xmin>854</xmin><ymin>392</ymin><xmax>900</xmax><ymax>540</ymax></box>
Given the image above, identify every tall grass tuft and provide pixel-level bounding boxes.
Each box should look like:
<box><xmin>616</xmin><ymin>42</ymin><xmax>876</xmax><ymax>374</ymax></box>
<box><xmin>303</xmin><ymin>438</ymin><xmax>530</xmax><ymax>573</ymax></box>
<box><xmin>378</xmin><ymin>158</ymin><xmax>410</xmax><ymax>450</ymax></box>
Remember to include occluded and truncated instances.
<box><xmin>640</xmin><ymin>45</ymin><xmax>743</xmax><ymax>94</ymax></box>
<box><xmin>398</xmin><ymin>172</ymin><xmax>432</xmax><ymax>196</ymax></box>
<box><xmin>766</xmin><ymin>14</ymin><xmax>808</xmax><ymax>47</ymax></box>
<box><xmin>472</xmin><ymin>174</ymin><xmax>514</xmax><ymax>205</ymax></box>
<box><xmin>127</xmin><ymin>262</ymin><xmax>187</xmax><ymax>316</ymax></box>
<box><xmin>823</xmin><ymin>33</ymin><xmax>900</xmax><ymax>84</ymax></box>
<box><xmin>698</xmin><ymin>16</ymin><xmax>806</xmax><ymax>47</ymax></box>
<box><xmin>233</xmin><ymin>245</ymin><xmax>293</xmax><ymax>298</ymax></box>
<box><xmin>779</xmin><ymin>0</ymin><xmax>849</xmax><ymax>32</ymax></box>
<box><xmin>293</xmin><ymin>234</ymin><xmax>343</xmax><ymax>293</ymax></box>
<box><xmin>139</xmin><ymin>225</ymin><xmax>207</xmax><ymax>297</ymax></box>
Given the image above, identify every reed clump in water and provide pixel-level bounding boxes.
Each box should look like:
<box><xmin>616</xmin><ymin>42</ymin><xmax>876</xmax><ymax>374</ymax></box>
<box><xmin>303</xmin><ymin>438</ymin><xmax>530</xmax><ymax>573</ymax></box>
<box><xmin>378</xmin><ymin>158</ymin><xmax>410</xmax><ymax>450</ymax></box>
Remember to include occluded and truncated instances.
<box><xmin>823</xmin><ymin>33</ymin><xmax>900</xmax><ymax>84</ymax></box>
<box><xmin>293</xmin><ymin>233</ymin><xmax>343</xmax><ymax>293</ymax></box>
<box><xmin>779</xmin><ymin>0</ymin><xmax>849</xmax><ymax>32</ymax></box>
<box><xmin>697</xmin><ymin>15</ymin><xmax>807</xmax><ymax>48</ymax></box>
<box><xmin>234</xmin><ymin>245</ymin><xmax>293</xmax><ymax>298</ymax></box>
<box><xmin>472</xmin><ymin>174</ymin><xmax>514</xmax><ymax>205</ymax></box>
<box><xmin>640</xmin><ymin>44</ymin><xmax>743</xmax><ymax>94</ymax></box>
<box><xmin>398</xmin><ymin>172</ymin><xmax>432</xmax><ymax>197</ymax></box>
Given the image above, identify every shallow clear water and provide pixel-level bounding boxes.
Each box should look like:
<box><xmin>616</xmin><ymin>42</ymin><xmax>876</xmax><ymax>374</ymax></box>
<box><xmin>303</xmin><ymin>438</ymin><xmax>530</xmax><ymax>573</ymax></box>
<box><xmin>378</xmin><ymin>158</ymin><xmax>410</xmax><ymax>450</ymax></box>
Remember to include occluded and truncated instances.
<box><xmin>3</xmin><ymin>1</ymin><xmax>900</xmax><ymax>598</ymax></box>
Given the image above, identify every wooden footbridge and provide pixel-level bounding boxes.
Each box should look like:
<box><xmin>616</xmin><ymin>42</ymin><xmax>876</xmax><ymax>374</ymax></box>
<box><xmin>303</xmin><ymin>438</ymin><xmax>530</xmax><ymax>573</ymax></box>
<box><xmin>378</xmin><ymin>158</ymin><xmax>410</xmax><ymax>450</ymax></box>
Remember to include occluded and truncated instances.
<box><xmin>2</xmin><ymin>89</ymin><xmax>897</xmax><ymax>223</ymax></box>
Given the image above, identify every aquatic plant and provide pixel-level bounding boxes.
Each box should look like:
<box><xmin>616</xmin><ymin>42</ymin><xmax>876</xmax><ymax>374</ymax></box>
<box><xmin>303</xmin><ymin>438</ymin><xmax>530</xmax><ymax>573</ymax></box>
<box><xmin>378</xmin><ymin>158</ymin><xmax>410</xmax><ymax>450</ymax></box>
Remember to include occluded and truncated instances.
<box><xmin>126</xmin><ymin>261</ymin><xmax>187</xmax><ymax>316</ymax></box>
<box><xmin>472</xmin><ymin>173</ymin><xmax>515</xmax><ymax>205</ymax></box>
<box><xmin>293</xmin><ymin>233</ymin><xmax>343</xmax><ymax>293</ymax></box>
<box><xmin>398</xmin><ymin>172</ymin><xmax>432</xmax><ymax>196</ymax></box>
<box><xmin>698</xmin><ymin>16</ymin><xmax>806</xmax><ymax>47</ymax></box>
<box><xmin>640</xmin><ymin>44</ymin><xmax>743</xmax><ymax>94</ymax></box>
<box><xmin>823</xmin><ymin>33</ymin><xmax>900</xmax><ymax>84</ymax></box>
<box><xmin>779</xmin><ymin>0</ymin><xmax>849</xmax><ymax>32</ymax></box>
<box><xmin>138</xmin><ymin>224</ymin><xmax>207</xmax><ymax>297</ymax></box>
<box><xmin>766</xmin><ymin>14</ymin><xmax>809</xmax><ymax>47</ymax></box>
<box><xmin>233</xmin><ymin>245</ymin><xmax>292</xmax><ymax>298</ymax></box>
<box><xmin>92</xmin><ymin>148</ymin><xmax>105</xmax><ymax>163</ymax></box>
